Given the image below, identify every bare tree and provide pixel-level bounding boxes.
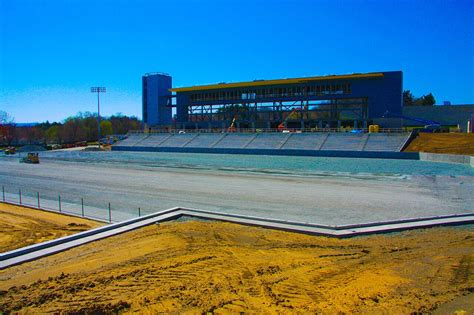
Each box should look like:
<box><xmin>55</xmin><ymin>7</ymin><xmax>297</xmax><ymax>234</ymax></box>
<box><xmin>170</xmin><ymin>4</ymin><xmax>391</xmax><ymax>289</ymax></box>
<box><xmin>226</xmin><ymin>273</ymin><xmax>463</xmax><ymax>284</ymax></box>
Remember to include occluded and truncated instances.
<box><xmin>0</xmin><ymin>111</ymin><xmax>17</xmax><ymax>146</ymax></box>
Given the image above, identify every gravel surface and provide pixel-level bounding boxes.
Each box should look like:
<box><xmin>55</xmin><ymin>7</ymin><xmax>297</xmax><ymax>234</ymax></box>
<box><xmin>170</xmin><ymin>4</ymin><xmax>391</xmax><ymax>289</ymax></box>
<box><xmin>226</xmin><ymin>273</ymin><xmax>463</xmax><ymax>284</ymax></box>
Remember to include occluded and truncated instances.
<box><xmin>0</xmin><ymin>153</ymin><xmax>473</xmax><ymax>225</ymax></box>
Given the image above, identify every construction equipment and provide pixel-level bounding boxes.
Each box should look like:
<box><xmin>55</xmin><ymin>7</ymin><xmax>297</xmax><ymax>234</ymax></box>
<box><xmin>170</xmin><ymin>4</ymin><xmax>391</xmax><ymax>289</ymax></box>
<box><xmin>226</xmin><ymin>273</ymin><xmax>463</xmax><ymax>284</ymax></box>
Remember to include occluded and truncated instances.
<box><xmin>21</xmin><ymin>152</ymin><xmax>40</xmax><ymax>164</ymax></box>
<box><xmin>278</xmin><ymin>108</ymin><xmax>300</xmax><ymax>131</ymax></box>
<box><xmin>368</xmin><ymin>124</ymin><xmax>380</xmax><ymax>133</ymax></box>
<box><xmin>383</xmin><ymin>111</ymin><xmax>441</xmax><ymax>132</ymax></box>
<box><xmin>4</xmin><ymin>147</ymin><xmax>16</xmax><ymax>155</ymax></box>
<box><xmin>228</xmin><ymin>116</ymin><xmax>237</xmax><ymax>132</ymax></box>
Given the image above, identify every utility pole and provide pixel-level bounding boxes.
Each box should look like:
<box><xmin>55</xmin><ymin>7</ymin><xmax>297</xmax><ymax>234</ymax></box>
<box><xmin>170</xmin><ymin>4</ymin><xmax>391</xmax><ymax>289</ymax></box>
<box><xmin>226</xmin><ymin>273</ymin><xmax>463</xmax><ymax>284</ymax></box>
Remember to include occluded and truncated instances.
<box><xmin>90</xmin><ymin>87</ymin><xmax>106</xmax><ymax>148</ymax></box>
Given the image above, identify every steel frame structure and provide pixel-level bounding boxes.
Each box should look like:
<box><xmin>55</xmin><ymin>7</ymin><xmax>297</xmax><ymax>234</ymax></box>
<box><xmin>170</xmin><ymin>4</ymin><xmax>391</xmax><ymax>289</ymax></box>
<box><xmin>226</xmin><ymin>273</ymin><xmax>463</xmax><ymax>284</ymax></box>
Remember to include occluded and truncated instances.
<box><xmin>143</xmin><ymin>71</ymin><xmax>403</xmax><ymax>129</ymax></box>
<box><xmin>186</xmin><ymin>97</ymin><xmax>368</xmax><ymax>128</ymax></box>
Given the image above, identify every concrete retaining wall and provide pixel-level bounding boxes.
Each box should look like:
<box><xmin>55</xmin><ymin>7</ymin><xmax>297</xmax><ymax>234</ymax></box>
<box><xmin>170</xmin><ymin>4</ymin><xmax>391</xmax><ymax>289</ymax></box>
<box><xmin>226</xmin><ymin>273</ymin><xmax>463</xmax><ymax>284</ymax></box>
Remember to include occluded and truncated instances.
<box><xmin>113</xmin><ymin>146</ymin><xmax>420</xmax><ymax>160</ymax></box>
<box><xmin>2</xmin><ymin>204</ymin><xmax>473</xmax><ymax>269</ymax></box>
<box><xmin>419</xmin><ymin>152</ymin><xmax>474</xmax><ymax>167</ymax></box>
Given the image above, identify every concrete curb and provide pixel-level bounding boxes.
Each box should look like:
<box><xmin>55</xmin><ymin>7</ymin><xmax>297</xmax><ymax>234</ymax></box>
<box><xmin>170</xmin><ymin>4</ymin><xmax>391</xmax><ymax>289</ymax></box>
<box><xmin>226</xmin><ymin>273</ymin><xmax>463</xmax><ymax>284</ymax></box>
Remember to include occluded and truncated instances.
<box><xmin>1</xmin><ymin>206</ymin><xmax>473</xmax><ymax>270</ymax></box>
<box><xmin>0</xmin><ymin>205</ymin><xmax>180</xmax><ymax>267</ymax></box>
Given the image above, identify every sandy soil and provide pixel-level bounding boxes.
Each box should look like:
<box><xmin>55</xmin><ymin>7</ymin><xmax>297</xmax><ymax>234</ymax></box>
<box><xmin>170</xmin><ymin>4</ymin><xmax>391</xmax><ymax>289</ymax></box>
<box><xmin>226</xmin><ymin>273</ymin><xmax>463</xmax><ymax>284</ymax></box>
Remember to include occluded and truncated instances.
<box><xmin>0</xmin><ymin>220</ymin><xmax>472</xmax><ymax>314</ymax></box>
<box><xmin>0</xmin><ymin>203</ymin><xmax>103</xmax><ymax>253</ymax></box>
<box><xmin>405</xmin><ymin>133</ymin><xmax>474</xmax><ymax>155</ymax></box>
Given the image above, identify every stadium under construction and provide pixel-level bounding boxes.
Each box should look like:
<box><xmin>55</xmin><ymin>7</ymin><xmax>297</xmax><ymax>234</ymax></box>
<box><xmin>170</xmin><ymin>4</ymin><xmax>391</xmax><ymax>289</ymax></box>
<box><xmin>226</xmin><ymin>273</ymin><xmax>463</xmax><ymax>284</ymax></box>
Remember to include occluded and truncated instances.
<box><xmin>142</xmin><ymin>71</ymin><xmax>404</xmax><ymax>130</ymax></box>
<box><xmin>114</xmin><ymin>70</ymin><xmax>474</xmax><ymax>158</ymax></box>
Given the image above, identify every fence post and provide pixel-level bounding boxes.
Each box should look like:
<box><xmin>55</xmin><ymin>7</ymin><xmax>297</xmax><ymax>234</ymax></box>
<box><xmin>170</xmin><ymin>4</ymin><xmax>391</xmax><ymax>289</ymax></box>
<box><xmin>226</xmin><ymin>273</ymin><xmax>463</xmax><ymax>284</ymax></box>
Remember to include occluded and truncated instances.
<box><xmin>19</xmin><ymin>189</ymin><xmax>22</xmax><ymax>205</ymax></box>
<box><xmin>59</xmin><ymin>194</ymin><xmax>61</xmax><ymax>213</ymax></box>
<box><xmin>81</xmin><ymin>198</ymin><xmax>84</xmax><ymax>217</ymax></box>
<box><xmin>138</xmin><ymin>207</ymin><xmax>141</xmax><ymax>217</ymax></box>
<box><xmin>2</xmin><ymin>185</ymin><xmax>4</xmax><ymax>202</ymax></box>
<box><xmin>37</xmin><ymin>192</ymin><xmax>40</xmax><ymax>209</ymax></box>
<box><xmin>108</xmin><ymin>202</ymin><xmax>112</xmax><ymax>223</ymax></box>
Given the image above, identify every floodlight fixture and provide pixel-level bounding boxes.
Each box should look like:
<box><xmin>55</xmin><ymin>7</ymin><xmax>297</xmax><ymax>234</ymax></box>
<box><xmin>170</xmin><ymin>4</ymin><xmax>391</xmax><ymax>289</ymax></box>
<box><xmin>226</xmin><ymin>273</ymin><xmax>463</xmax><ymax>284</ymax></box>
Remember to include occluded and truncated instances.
<box><xmin>91</xmin><ymin>87</ymin><xmax>106</xmax><ymax>93</ymax></box>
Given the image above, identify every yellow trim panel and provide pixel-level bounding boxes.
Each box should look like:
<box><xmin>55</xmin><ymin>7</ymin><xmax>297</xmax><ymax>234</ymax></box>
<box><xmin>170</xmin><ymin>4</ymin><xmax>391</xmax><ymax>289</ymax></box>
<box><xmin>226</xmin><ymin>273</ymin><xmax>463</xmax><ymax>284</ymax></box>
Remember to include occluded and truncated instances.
<box><xmin>170</xmin><ymin>73</ymin><xmax>384</xmax><ymax>92</ymax></box>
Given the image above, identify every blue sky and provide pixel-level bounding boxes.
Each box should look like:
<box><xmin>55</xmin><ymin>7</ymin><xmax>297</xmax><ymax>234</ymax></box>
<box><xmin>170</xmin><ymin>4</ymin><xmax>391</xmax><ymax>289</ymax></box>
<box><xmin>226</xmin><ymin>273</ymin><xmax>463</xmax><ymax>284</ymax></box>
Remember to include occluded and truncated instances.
<box><xmin>1</xmin><ymin>0</ymin><xmax>473</xmax><ymax>123</ymax></box>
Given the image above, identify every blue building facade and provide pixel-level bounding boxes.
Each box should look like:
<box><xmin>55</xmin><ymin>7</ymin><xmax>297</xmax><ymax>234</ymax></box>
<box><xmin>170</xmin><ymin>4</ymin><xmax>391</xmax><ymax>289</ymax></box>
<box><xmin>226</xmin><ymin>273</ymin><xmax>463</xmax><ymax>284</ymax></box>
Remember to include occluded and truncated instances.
<box><xmin>142</xmin><ymin>73</ymin><xmax>172</xmax><ymax>126</ymax></box>
<box><xmin>143</xmin><ymin>71</ymin><xmax>403</xmax><ymax>129</ymax></box>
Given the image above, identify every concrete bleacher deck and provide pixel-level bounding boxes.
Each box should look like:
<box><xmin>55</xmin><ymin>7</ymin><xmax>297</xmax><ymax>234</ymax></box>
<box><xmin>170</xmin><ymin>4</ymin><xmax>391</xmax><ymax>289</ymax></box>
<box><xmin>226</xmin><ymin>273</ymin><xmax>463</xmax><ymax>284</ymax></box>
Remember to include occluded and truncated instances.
<box><xmin>364</xmin><ymin>133</ymin><xmax>409</xmax><ymax>151</ymax></box>
<box><xmin>213</xmin><ymin>134</ymin><xmax>256</xmax><ymax>148</ymax></box>
<box><xmin>116</xmin><ymin>133</ymin><xmax>150</xmax><ymax>147</ymax></box>
<box><xmin>185</xmin><ymin>134</ymin><xmax>223</xmax><ymax>148</ymax></box>
<box><xmin>281</xmin><ymin>133</ymin><xmax>327</xmax><ymax>150</ymax></box>
<box><xmin>113</xmin><ymin>132</ymin><xmax>414</xmax><ymax>159</ymax></box>
<box><xmin>158</xmin><ymin>133</ymin><xmax>197</xmax><ymax>147</ymax></box>
<box><xmin>320</xmin><ymin>133</ymin><xmax>366</xmax><ymax>151</ymax></box>
<box><xmin>245</xmin><ymin>133</ymin><xmax>287</xmax><ymax>149</ymax></box>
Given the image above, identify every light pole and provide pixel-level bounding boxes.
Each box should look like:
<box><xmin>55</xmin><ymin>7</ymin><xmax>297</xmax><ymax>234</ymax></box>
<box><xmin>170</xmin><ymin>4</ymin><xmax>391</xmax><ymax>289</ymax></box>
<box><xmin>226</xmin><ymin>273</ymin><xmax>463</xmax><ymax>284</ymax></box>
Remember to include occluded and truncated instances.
<box><xmin>91</xmin><ymin>87</ymin><xmax>106</xmax><ymax>148</ymax></box>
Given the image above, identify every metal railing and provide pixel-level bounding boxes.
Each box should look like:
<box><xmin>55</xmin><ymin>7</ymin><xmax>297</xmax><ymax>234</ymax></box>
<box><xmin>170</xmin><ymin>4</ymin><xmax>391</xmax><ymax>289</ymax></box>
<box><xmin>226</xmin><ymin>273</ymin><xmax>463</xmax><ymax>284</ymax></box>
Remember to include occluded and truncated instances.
<box><xmin>130</xmin><ymin>127</ymin><xmax>409</xmax><ymax>135</ymax></box>
<box><xmin>1</xmin><ymin>185</ymin><xmax>146</xmax><ymax>224</ymax></box>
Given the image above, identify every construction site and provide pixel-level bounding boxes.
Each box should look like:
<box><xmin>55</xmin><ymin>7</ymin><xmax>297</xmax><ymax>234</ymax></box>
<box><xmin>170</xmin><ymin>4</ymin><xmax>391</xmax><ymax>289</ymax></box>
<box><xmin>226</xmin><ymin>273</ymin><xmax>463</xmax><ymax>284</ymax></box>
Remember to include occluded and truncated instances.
<box><xmin>0</xmin><ymin>200</ymin><xmax>471</xmax><ymax>313</ymax></box>
<box><xmin>2</xmin><ymin>0</ymin><xmax>473</xmax><ymax>309</ymax></box>
<box><xmin>1</xmin><ymin>71</ymin><xmax>473</xmax><ymax>313</ymax></box>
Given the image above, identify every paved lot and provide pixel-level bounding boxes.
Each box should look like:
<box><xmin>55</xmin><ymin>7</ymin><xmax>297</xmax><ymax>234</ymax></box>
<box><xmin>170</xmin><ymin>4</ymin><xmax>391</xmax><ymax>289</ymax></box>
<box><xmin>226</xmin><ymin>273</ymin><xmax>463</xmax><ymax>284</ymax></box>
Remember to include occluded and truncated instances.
<box><xmin>0</xmin><ymin>156</ymin><xmax>472</xmax><ymax>225</ymax></box>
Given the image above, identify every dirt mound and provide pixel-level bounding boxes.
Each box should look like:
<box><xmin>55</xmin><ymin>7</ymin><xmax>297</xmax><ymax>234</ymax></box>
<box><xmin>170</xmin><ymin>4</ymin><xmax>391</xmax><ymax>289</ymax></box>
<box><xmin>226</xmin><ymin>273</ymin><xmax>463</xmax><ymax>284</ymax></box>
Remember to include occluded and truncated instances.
<box><xmin>0</xmin><ymin>203</ymin><xmax>103</xmax><ymax>253</ymax></box>
<box><xmin>405</xmin><ymin>133</ymin><xmax>474</xmax><ymax>155</ymax></box>
<box><xmin>0</xmin><ymin>221</ymin><xmax>472</xmax><ymax>313</ymax></box>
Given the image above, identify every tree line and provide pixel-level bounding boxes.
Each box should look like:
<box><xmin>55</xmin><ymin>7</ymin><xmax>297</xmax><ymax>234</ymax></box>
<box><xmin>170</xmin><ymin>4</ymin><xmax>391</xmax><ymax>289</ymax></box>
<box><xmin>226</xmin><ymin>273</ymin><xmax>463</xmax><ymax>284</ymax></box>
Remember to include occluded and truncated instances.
<box><xmin>403</xmin><ymin>90</ymin><xmax>435</xmax><ymax>106</ymax></box>
<box><xmin>0</xmin><ymin>111</ymin><xmax>141</xmax><ymax>146</ymax></box>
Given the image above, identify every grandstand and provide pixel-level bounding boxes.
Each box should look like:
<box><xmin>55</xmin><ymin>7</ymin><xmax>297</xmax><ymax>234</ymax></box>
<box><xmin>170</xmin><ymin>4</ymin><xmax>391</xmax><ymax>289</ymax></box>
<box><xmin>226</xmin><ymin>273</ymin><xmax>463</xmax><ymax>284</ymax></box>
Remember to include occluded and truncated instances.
<box><xmin>114</xmin><ymin>132</ymin><xmax>411</xmax><ymax>154</ymax></box>
<box><xmin>127</xmin><ymin>71</ymin><xmax>413</xmax><ymax>157</ymax></box>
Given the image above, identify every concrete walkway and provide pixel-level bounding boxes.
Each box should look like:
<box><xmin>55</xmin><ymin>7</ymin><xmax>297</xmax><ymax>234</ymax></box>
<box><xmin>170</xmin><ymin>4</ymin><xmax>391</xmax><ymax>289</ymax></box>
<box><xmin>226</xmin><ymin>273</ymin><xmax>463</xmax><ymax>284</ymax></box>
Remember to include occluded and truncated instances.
<box><xmin>1</xmin><ymin>204</ymin><xmax>473</xmax><ymax>270</ymax></box>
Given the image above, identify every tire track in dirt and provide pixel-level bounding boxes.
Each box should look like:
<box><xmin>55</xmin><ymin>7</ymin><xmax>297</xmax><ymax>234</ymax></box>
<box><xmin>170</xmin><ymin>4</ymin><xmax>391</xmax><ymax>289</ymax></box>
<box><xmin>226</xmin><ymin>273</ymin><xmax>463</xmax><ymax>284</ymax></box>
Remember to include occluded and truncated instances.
<box><xmin>0</xmin><ymin>221</ymin><xmax>473</xmax><ymax>314</ymax></box>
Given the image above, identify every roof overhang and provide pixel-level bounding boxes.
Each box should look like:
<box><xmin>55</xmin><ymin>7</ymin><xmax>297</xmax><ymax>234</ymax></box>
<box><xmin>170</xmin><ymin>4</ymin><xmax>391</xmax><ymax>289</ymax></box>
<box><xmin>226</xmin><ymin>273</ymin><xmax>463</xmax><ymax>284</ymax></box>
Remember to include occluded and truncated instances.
<box><xmin>169</xmin><ymin>72</ymin><xmax>384</xmax><ymax>93</ymax></box>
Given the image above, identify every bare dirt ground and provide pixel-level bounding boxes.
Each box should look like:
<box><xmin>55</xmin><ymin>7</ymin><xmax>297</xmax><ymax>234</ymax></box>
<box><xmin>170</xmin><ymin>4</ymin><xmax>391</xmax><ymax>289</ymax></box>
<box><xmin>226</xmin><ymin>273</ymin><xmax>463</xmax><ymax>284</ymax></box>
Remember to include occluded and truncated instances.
<box><xmin>0</xmin><ymin>220</ymin><xmax>472</xmax><ymax>314</ymax></box>
<box><xmin>0</xmin><ymin>202</ymin><xmax>103</xmax><ymax>253</ymax></box>
<box><xmin>405</xmin><ymin>133</ymin><xmax>474</xmax><ymax>155</ymax></box>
